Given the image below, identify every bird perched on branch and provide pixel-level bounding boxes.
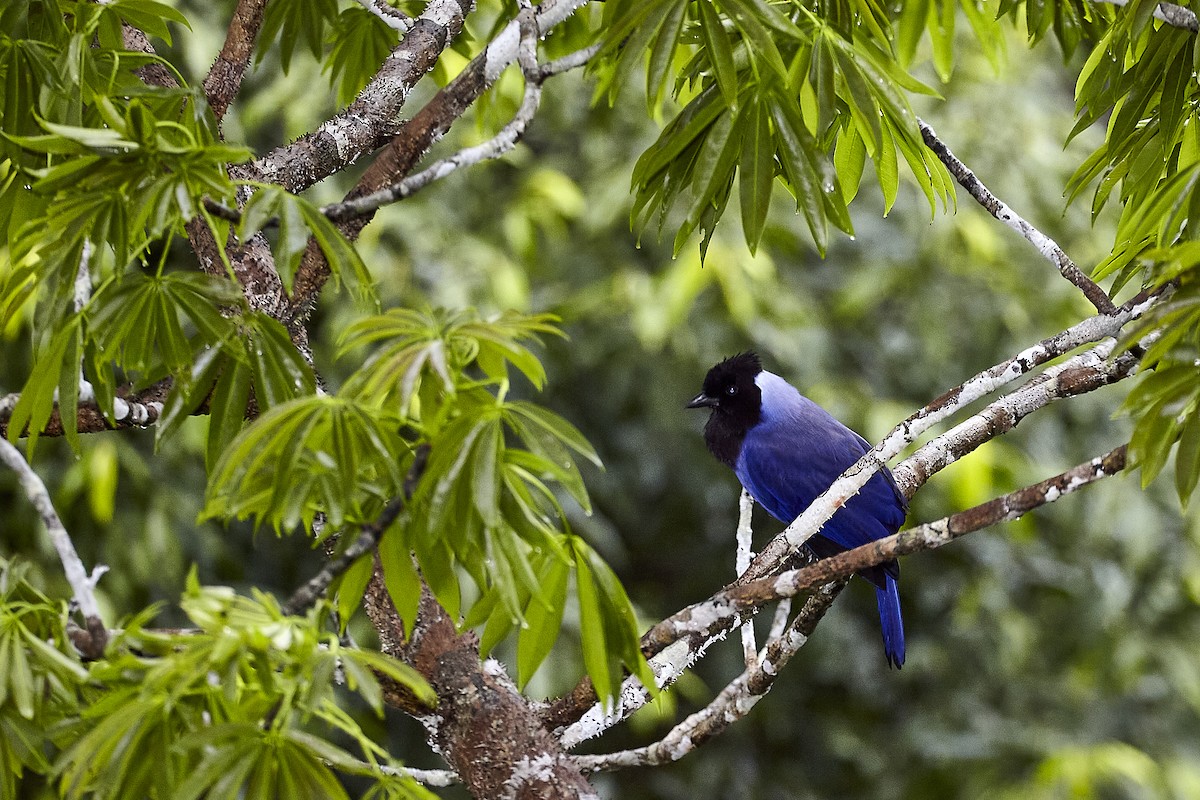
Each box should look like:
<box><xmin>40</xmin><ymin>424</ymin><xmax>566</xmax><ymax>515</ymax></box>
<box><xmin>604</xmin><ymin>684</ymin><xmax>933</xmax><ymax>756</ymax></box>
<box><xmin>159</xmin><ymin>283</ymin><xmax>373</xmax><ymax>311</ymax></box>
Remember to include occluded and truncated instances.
<box><xmin>687</xmin><ymin>352</ymin><xmax>908</xmax><ymax>668</ymax></box>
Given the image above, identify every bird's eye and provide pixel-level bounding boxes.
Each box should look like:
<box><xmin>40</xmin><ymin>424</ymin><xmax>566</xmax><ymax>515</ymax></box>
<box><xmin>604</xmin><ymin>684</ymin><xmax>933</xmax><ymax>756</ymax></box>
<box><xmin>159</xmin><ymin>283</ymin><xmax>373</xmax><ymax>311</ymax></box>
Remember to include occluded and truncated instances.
<box><xmin>725</xmin><ymin>385</ymin><xmax>738</xmax><ymax>396</ymax></box>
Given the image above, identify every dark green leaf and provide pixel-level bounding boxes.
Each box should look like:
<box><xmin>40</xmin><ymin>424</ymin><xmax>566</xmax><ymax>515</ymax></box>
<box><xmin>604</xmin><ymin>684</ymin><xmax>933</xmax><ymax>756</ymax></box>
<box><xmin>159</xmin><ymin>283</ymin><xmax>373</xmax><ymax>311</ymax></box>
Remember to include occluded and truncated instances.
<box><xmin>738</xmin><ymin>97</ymin><xmax>774</xmax><ymax>253</ymax></box>
<box><xmin>698</xmin><ymin>0</ymin><xmax>739</xmax><ymax>108</ymax></box>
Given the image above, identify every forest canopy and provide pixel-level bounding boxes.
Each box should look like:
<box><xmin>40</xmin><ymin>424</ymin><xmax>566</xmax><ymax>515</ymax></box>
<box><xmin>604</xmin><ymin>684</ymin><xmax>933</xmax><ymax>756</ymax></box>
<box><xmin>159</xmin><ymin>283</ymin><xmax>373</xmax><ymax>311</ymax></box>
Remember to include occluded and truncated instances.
<box><xmin>1</xmin><ymin>0</ymin><xmax>1199</xmax><ymax>798</ymax></box>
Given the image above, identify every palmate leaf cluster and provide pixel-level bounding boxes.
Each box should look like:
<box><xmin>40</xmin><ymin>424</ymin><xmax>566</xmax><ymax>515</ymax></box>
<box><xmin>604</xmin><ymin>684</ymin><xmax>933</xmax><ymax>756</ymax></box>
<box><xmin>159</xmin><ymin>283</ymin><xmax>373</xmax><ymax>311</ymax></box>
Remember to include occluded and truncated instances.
<box><xmin>204</xmin><ymin>308</ymin><xmax>654</xmax><ymax>700</ymax></box>
<box><xmin>0</xmin><ymin>560</ymin><xmax>435</xmax><ymax>799</ymax></box>
<box><xmin>0</xmin><ymin>0</ymin><xmax>369</xmax><ymax>462</ymax></box>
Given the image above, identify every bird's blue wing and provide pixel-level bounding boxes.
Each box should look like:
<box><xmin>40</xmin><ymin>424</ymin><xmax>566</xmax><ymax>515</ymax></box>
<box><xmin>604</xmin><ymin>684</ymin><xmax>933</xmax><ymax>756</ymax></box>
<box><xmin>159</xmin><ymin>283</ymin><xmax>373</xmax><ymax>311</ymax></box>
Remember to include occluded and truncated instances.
<box><xmin>734</xmin><ymin>419</ymin><xmax>905</xmax><ymax>551</ymax></box>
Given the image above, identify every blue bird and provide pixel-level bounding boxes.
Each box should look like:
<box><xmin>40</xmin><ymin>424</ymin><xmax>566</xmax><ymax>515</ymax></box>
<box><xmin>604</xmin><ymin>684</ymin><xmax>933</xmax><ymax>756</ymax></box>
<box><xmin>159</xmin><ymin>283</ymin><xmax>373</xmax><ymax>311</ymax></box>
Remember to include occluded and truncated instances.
<box><xmin>687</xmin><ymin>352</ymin><xmax>908</xmax><ymax>668</ymax></box>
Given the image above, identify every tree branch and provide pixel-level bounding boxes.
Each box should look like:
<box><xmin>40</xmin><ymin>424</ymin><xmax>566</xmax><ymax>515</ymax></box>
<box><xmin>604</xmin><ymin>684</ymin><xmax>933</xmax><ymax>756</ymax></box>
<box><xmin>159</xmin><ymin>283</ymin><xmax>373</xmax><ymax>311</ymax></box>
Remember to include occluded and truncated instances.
<box><xmin>918</xmin><ymin>118</ymin><xmax>1117</xmax><ymax>315</ymax></box>
<box><xmin>249</xmin><ymin>0</ymin><xmax>474</xmax><ymax>194</ymax></box>
<box><xmin>282</xmin><ymin>0</ymin><xmax>595</xmax><ymax>325</ymax></box>
<box><xmin>321</xmin><ymin>31</ymin><xmax>580</xmax><ymax>223</ymax></box>
<box><xmin>563</xmin><ymin>443</ymin><xmax>1128</xmax><ymax>751</ymax></box>
<box><xmin>202</xmin><ymin>0</ymin><xmax>270</xmax><ymax>123</ymax></box>
<box><xmin>743</xmin><ymin>290</ymin><xmax>1157</xmax><ymax>581</ymax></box>
<box><xmin>0</xmin><ymin>439</ymin><xmax>108</xmax><ymax>658</ymax></box>
<box><xmin>891</xmin><ymin>340</ymin><xmax>1139</xmax><ymax>493</ymax></box>
<box><xmin>0</xmin><ymin>381</ymin><xmax>169</xmax><ymax>440</ymax></box>
<box><xmin>1092</xmin><ymin>0</ymin><xmax>1199</xmax><ymax>32</ymax></box>
<box><xmin>723</xmin><ymin>446</ymin><xmax>1129</xmax><ymax>613</ymax></box>
<box><xmin>201</xmin><ymin>41</ymin><xmax>600</xmax><ymax>261</ymax></box>
<box><xmin>354</xmin><ymin>0</ymin><xmax>414</xmax><ymax>32</ymax></box>
<box><xmin>573</xmin><ymin>580</ymin><xmax>846</xmax><ymax>770</ymax></box>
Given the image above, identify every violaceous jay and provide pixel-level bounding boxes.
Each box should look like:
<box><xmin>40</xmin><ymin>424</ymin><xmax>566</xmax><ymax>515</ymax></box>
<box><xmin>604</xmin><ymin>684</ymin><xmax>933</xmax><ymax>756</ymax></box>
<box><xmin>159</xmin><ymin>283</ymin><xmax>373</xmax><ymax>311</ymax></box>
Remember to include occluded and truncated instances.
<box><xmin>688</xmin><ymin>352</ymin><xmax>907</xmax><ymax>668</ymax></box>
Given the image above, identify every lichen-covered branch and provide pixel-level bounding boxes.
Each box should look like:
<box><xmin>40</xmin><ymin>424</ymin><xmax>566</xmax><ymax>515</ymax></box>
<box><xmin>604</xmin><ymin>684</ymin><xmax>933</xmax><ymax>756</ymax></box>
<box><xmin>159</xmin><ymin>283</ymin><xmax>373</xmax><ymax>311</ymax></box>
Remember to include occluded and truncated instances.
<box><xmin>1092</xmin><ymin>0</ymin><xmax>1199</xmax><ymax>32</ymax></box>
<box><xmin>573</xmin><ymin>581</ymin><xmax>846</xmax><ymax>769</ymax></box>
<box><xmin>354</xmin><ymin>0</ymin><xmax>414</xmax><ymax>31</ymax></box>
<box><xmin>283</xmin><ymin>1</ymin><xmax>595</xmax><ymax>324</ymax></box>
<box><xmin>737</xmin><ymin>445</ymin><xmax>1128</xmax><ymax>611</ymax></box>
<box><xmin>743</xmin><ymin>290</ymin><xmax>1157</xmax><ymax>581</ymax></box>
<box><xmin>0</xmin><ymin>381</ymin><xmax>168</xmax><ymax>440</ymax></box>
<box><xmin>0</xmin><ymin>438</ymin><xmax>108</xmax><ymax>658</ymax></box>
<box><xmin>560</xmin><ymin>444</ymin><xmax>1127</xmax><ymax>750</ymax></box>
<box><xmin>249</xmin><ymin>0</ymin><xmax>474</xmax><ymax>194</ymax></box>
<box><xmin>321</xmin><ymin>9</ymin><xmax>550</xmax><ymax>223</ymax></box>
<box><xmin>918</xmin><ymin>119</ymin><xmax>1117</xmax><ymax>314</ymax></box>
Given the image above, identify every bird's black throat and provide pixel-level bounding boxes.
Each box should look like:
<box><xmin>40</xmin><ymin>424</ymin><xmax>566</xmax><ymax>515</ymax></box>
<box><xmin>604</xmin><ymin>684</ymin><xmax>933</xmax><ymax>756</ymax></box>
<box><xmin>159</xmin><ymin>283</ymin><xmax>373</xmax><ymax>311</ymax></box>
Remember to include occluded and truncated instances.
<box><xmin>702</xmin><ymin>410</ymin><xmax>753</xmax><ymax>468</ymax></box>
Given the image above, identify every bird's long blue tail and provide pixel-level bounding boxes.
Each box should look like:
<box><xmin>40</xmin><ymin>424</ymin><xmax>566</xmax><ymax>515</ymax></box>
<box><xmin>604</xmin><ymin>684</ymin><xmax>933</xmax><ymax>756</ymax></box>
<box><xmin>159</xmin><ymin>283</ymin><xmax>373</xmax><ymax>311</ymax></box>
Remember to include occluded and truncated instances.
<box><xmin>876</xmin><ymin>575</ymin><xmax>905</xmax><ymax>669</ymax></box>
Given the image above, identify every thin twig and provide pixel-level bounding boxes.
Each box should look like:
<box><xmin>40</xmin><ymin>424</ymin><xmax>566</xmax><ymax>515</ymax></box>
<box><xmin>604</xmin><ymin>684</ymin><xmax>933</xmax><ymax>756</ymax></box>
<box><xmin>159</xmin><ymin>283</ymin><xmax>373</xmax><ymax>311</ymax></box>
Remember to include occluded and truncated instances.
<box><xmin>0</xmin><ymin>439</ymin><xmax>108</xmax><ymax>658</ymax></box>
<box><xmin>539</xmin><ymin>42</ymin><xmax>601</xmax><ymax>80</ymax></box>
<box><xmin>918</xmin><ymin>119</ymin><xmax>1117</xmax><ymax>314</ymax></box>
<box><xmin>354</xmin><ymin>0</ymin><xmax>414</xmax><ymax>31</ymax></box>
<box><xmin>735</xmin><ymin>489</ymin><xmax>756</xmax><ymax>668</ymax></box>
<box><xmin>572</xmin><ymin>580</ymin><xmax>846</xmax><ymax>768</ymax></box>
<box><xmin>281</xmin><ymin>444</ymin><xmax>430</xmax><ymax>617</ymax></box>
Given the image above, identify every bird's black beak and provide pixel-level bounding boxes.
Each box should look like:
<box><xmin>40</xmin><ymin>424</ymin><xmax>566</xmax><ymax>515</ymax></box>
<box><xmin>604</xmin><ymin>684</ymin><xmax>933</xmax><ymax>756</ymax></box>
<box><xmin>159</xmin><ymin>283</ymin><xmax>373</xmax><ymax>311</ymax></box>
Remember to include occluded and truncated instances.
<box><xmin>686</xmin><ymin>392</ymin><xmax>719</xmax><ymax>410</ymax></box>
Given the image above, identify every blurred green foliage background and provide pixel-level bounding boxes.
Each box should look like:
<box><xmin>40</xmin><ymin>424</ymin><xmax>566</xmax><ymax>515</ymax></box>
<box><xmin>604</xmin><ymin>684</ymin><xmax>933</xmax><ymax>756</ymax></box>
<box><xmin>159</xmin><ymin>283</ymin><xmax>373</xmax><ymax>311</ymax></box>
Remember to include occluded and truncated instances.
<box><xmin>2</xmin><ymin>3</ymin><xmax>1199</xmax><ymax>798</ymax></box>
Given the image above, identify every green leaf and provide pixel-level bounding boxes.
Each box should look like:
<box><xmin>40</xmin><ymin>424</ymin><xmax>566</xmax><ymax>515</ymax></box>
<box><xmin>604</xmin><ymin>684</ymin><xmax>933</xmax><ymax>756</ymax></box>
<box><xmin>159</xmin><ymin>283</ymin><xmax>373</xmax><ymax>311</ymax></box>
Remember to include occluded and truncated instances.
<box><xmin>471</xmin><ymin>420</ymin><xmax>502</xmax><ymax>527</ymax></box>
<box><xmin>335</xmin><ymin>547</ymin><xmax>375</xmax><ymax>626</ymax></box>
<box><xmin>6</xmin><ymin>315</ymin><xmax>82</xmax><ymax>456</ymax></box>
<box><xmin>929</xmin><ymin>0</ymin><xmax>955</xmax><ymax>82</ymax></box>
<box><xmin>379</xmin><ymin>525</ymin><xmax>422</xmax><ymax>634</ymax></box>
<box><xmin>245</xmin><ymin>312</ymin><xmax>316</xmax><ymax>410</ymax></box>
<box><xmin>1176</xmin><ymin>407</ymin><xmax>1200</xmax><ymax>507</ymax></box>
<box><xmin>570</xmin><ymin>536</ymin><xmax>655</xmax><ymax>705</ymax></box>
<box><xmin>698</xmin><ymin>0</ymin><xmax>739</xmax><ymax>109</ymax></box>
<box><xmin>573</xmin><ymin>545</ymin><xmax>613</xmax><ymax>701</ymax></box>
<box><xmin>205</xmin><ymin>354</ymin><xmax>253</xmax><ymax>471</ymax></box>
<box><xmin>646</xmin><ymin>0</ymin><xmax>687</xmax><ymax>112</ymax></box>
<box><xmin>834</xmin><ymin>123</ymin><xmax>867</xmax><ymax>204</ymax></box>
<box><xmin>108</xmin><ymin>0</ymin><xmax>191</xmax><ymax>45</ymax></box>
<box><xmin>516</xmin><ymin>556</ymin><xmax>570</xmax><ymax>687</ymax></box>
<box><xmin>738</xmin><ymin>97</ymin><xmax>774</xmax><ymax>253</ymax></box>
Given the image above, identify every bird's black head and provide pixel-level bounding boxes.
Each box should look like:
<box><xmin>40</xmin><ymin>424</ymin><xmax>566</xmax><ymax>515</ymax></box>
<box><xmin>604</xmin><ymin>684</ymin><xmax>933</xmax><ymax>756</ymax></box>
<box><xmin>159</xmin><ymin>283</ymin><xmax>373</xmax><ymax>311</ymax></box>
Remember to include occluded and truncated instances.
<box><xmin>687</xmin><ymin>352</ymin><xmax>764</xmax><ymax>466</ymax></box>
